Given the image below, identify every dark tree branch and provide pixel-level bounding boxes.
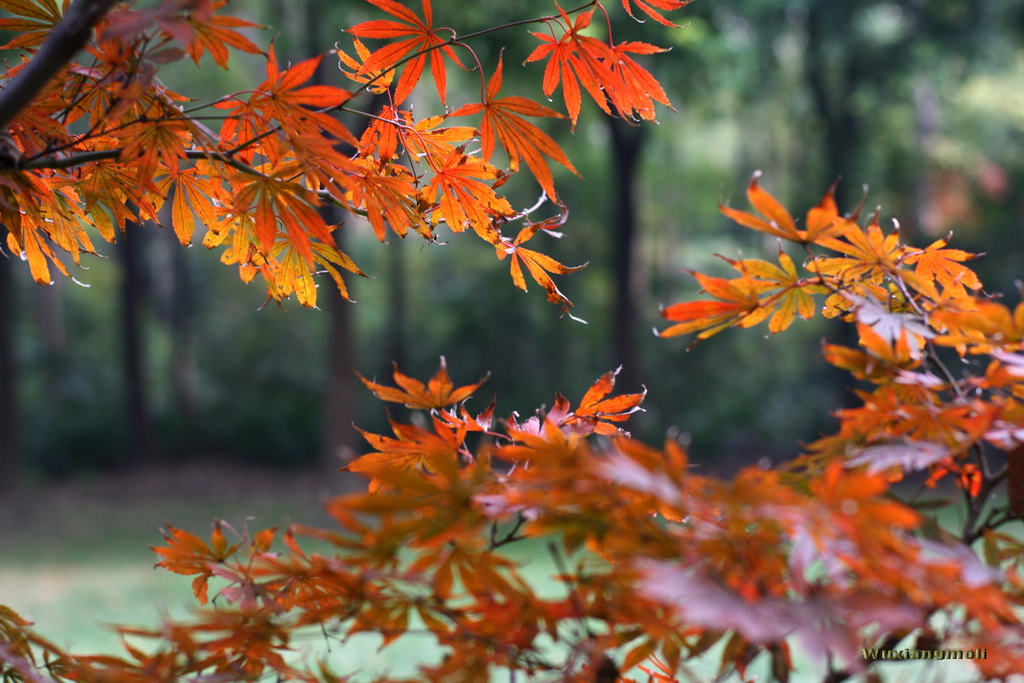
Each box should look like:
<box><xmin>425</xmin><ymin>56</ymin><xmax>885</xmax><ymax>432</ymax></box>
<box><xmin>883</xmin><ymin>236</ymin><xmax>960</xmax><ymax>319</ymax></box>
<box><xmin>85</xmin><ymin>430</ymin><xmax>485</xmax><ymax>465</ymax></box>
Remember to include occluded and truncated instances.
<box><xmin>22</xmin><ymin>147</ymin><xmax>261</xmax><ymax>175</ymax></box>
<box><xmin>0</xmin><ymin>0</ymin><xmax>118</xmax><ymax>131</ymax></box>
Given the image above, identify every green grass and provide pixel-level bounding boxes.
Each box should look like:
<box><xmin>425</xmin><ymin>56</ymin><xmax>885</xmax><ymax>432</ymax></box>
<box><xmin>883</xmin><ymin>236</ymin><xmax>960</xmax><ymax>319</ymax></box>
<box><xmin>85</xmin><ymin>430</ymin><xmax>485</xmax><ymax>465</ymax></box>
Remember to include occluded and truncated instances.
<box><xmin>0</xmin><ymin>463</ymin><xmax>335</xmax><ymax>652</ymax></box>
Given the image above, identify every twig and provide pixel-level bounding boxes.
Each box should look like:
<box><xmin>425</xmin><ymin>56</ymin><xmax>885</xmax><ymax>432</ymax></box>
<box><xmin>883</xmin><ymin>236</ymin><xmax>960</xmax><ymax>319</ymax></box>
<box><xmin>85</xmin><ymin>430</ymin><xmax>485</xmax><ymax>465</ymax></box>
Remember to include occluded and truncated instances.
<box><xmin>489</xmin><ymin>514</ymin><xmax>527</xmax><ymax>550</ymax></box>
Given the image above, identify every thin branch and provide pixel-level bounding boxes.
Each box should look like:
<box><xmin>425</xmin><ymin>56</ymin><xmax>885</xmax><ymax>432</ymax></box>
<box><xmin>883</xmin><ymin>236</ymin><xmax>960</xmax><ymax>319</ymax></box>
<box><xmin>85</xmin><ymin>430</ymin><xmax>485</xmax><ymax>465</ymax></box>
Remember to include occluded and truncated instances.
<box><xmin>489</xmin><ymin>514</ymin><xmax>527</xmax><ymax>550</ymax></box>
<box><xmin>20</xmin><ymin>148</ymin><xmax>134</xmax><ymax>169</ymax></box>
<box><xmin>22</xmin><ymin>147</ymin><xmax>260</xmax><ymax>177</ymax></box>
<box><xmin>0</xmin><ymin>0</ymin><xmax>119</xmax><ymax>130</ymax></box>
<box><xmin>19</xmin><ymin>145</ymin><xmax>381</xmax><ymax>220</ymax></box>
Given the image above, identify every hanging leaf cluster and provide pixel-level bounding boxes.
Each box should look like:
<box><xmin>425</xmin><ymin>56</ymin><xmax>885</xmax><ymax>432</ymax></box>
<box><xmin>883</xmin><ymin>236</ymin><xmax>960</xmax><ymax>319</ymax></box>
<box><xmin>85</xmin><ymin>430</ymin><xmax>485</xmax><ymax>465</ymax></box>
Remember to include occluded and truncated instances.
<box><xmin>0</xmin><ymin>0</ymin><xmax>678</xmax><ymax>313</ymax></box>
<box><xmin>660</xmin><ymin>173</ymin><xmax>1024</xmax><ymax>530</ymax></box>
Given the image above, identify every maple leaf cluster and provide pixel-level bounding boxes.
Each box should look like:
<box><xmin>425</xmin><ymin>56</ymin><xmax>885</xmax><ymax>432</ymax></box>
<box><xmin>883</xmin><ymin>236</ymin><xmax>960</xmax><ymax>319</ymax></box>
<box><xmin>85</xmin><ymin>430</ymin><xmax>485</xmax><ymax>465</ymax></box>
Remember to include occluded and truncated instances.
<box><xmin>6</xmin><ymin>357</ymin><xmax>1024</xmax><ymax>681</ymax></box>
<box><xmin>5</xmin><ymin>0</ymin><xmax>1024</xmax><ymax>682</ymax></box>
<box><xmin>659</xmin><ymin>172</ymin><xmax>1024</xmax><ymax>529</ymax></box>
<box><xmin>0</xmin><ymin>0</ymin><xmax>678</xmax><ymax>314</ymax></box>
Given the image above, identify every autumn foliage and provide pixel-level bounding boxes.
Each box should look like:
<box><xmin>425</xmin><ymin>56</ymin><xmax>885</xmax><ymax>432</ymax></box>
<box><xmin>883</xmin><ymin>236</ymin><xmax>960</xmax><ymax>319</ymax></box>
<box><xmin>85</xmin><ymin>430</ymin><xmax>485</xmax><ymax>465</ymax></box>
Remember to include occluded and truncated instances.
<box><xmin>3</xmin><ymin>0</ymin><xmax>1024</xmax><ymax>681</ymax></box>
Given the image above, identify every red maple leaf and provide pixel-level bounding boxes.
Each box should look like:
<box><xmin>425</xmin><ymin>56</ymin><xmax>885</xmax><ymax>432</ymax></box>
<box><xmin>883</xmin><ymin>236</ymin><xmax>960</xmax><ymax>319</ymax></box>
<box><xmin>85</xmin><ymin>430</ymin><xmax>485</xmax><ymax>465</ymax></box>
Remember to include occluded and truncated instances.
<box><xmin>357</xmin><ymin>356</ymin><xmax>488</xmax><ymax>410</ymax></box>
<box><xmin>348</xmin><ymin>0</ymin><xmax>464</xmax><ymax>104</ymax></box>
<box><xmin>450</xmin><ymin>53</ymin><xmax>579</xmax><ymax>201</ymax></box>
<box><xmin>524</xmin><ymin>7</ymin><xmax>616</xmax><ymax>129</ymax></box>
<box><xmin>621</xmin><ymin>0</ymin><xmax>693</xmax><ymax>28</ymax></box>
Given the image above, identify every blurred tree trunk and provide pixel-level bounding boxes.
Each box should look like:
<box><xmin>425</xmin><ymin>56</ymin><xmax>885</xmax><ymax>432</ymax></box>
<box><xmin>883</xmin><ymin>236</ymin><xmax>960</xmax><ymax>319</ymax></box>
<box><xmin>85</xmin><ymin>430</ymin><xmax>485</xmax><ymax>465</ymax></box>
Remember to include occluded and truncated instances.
<box><xmin>804</xmin><ymin>3</ymin><xmax>863</xmax><ymax>411</ymax></box>
<box><xmin>607</xmin><ymin>115</ymin><xmax>647</xmax><ymax>392</ymax></box>
<box><xmin>804</xmin><ymin>3</ymin><xmax>859</xmax><ymax>209</ymax></box>
<box><xmin>912</xmin><ymin>77</ymin><xmax>940</xmax><ymax>241</ymax></box>
<box><xmin>0</xmin><ymin>251</ymin><xmax>17</xmax><ymax>486</ymax></box>
<box><xmin>33</xmin><ymin>278</ymin><xmax>65</xmax><ymax>398</ymax></box>
<box><xmin>309</xmin><ymin>0</ymin><xmax>355</xmax><ymax>467</ymax></box>
<box><xmin>385</xmin><ymin>239</ymin><xmax>407</xmax><ymax>371</ymax></box>
<box><xmin>323</xmin><ymin>207</ymin><xmax>356</xmax><ymax>465</ymax></box>
<box><xmin>118</xmin><ymin>220</ymin><xmax>153</xmax><ymax>465</ymax></box>
<box><xmin>168</xmin><ymin>233</ymin><xmax>196</xmax><ymax>420</ymax></box>
<box><xmin>302</xmin><ymin>0</ymin><xmax>385</xmax><ymax>467</ymax></box>
<box><xmin>151</xmin><ymin>202</ymin><xmax>196</xmax><ymax>424</ymax></box>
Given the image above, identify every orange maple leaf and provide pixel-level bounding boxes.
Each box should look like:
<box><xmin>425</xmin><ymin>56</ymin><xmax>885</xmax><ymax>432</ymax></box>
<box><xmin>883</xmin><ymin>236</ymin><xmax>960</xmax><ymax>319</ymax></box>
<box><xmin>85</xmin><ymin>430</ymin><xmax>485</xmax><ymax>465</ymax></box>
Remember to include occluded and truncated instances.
<box><xmin>932</xmin><ymin>299</ymin><xmax>1024</xmax><ymax>354</ymax></box>
<box><xmin>76</xmin><ymin>162</ymin><xmax>160</xmax><ymax>240</ymax></box>
<box><xmin>620</xmin><ymin>0</ymin><xmax>693</xmax><ymax>27</ymax></box>
<box><xmin>357</xmin><ymin>356</ymin><xmax>488</xmax><ymax>410</ymax></box>
<box><xmin>157</xmin><ymin>166</ymin><xmax>225</xmax><ymax>246</ymax></box>
<box><xmin>425</xmin><ymin>148</ymin><xmax>514</xmax><ymax>239</ymax></box>
<box><xmin>525</xmin><ymin>7</ymin><xmax>616</xmax><ymax>129</ymax></box>
<box><xmin>811</xmin><ymin>463</ymin><xmax>920</xmax><ymax>529</ymax></box>
<box><xmin>903</xmin><ymin>238</ymin><xmax>982</xmax><ymax>299</ymax></box>
<box><xmin>336</xmin><ymin>37</ymin><xmax>395</xmax><ymax>94</ymax></box>
<box><xmin>658</xmin><ymin>270</ymin><xmax>766</xmax><ymax>342</ymax></box>
<box><xmin>720</xmin><ymin>172</ymin><xmax>847</xmax><ymax>245</ymax></box>
<box><xmin>118</xmin><ymin>118</ymin><xmax>194</xmax><ymax>176</ymax></box>
<box><xmin>501</xmin><ymin>220</ymin><xmax>587</xmax><ymax>311</ymax></box>
<box><xmin>356</xmin><ymin>104</ymin><xmax>405</xmax><ymax>163</ymax></box>
<box><xmin>719</xmin><ymin>248</ymin><xmax>826</xmax><ymax>334</ymax></box>
<box><xmin>348</xmin><ymin>0</ymin><xmax>464</xmax><ymax>104</ymax></box>
<box><xmin>152</xmin><ymin>522</ymin><xmax>240</xmax><ymax>604</ymax></box>
<box><xmin>4</xmin><ymin>214</ymin><xmax>59</xmax><ymax>284</ymax></box>
<box><xmin>103</xmin><ymin>0</ymin><xmax>263</xmax><ymax>68</ymax></box>
<box><xmin>0</xmin><ymin>0</ymin><xmax>62</xmax><ymax>50</ymax></box>
<box><xmin>178</xmin><ymin>1</ymin><xmax>263</xmax><ymax>68</ymax></box>
<box><xmin>231</xmin><ymin>170</ymin><xmax>335</xmax><ymax>262</ymax></box>
<box><xmin>526</xmin><ymin>8</ymin><xmax>673</xmax><ymax>128</ymax></box>
<box><xmin>216</xmin><ymin>44</ymin><xmax>354</xmax><ymax>166</ymax></box>
<box><xmin>400</xmin><ymin>113</ymin><xmax>478</xmax><ymax>160</ymax></box>
<box><xmin>450</xmin><ymin>53</ymin><xmax>579</xmax><ymax>201</ymax></box>
<box><xmin>340</xmin><ymin>157</ymin><xmax>427</xmax><ymax>241</ymax></box>
<box><xmin>255</xmin><ymin>45</ymin><xmax>352</xmax><ymax>109</ymax></box>
<box><xmin>349</xmin><ymin>415</ymin><xmax>466</xmax><ymax>493</ymax></box>
<box><xmin>811</xmin><ymin>212</ymin><xmax>937</xmax><ymax>308</ymax></box>
<box><xmin>927</xmin><ymin>457</ymin><xmax>983</xmax><ymax>498</ymax></box>
<box><xmin>605</xmin><ymin>40</ymin><xmax>673</xmax><ymax>121</ymax></box>
<box><xmin>719</xmin><ymin>171</ymin><xmax>801</xmax><ymax>241</ymax></box>
<box><xmin>562</xmin><ymin>367</ymin><xmax>647</xmax><ymax>435</ymax></box>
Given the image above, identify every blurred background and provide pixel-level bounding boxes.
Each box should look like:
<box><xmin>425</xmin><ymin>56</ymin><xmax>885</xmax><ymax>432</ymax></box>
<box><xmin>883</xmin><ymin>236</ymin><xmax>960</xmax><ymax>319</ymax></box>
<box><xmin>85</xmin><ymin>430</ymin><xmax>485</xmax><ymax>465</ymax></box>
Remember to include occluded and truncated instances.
<box><xmin>0</xmin><ymin>0</ymin><xmax>1023</xmax><ymax>478</ymax></box>
<box><xmin>1</xmin><ymin>0</ymin><xmax>1024</xmax><ymax>663</ymax></box>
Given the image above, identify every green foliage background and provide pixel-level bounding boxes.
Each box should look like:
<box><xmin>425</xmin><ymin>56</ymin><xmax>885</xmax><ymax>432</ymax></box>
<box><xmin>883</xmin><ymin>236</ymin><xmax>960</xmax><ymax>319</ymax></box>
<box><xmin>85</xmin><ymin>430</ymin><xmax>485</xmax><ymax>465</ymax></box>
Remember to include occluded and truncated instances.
<box><xmin>6</xmin><ymin>0</ymin><xmax>1024</xmax><ymax>475</ymax></box>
